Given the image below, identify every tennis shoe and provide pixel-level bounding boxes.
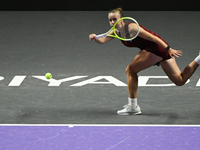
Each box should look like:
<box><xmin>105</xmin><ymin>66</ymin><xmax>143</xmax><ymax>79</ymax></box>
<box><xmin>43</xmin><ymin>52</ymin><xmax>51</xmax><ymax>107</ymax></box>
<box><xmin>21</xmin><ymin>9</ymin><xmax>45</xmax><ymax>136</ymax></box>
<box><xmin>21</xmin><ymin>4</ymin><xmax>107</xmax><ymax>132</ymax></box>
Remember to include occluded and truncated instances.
<box><xmin>123</xmin><ymin>104</ymin><xmax>128</xmax><ymax>108</ymax></box>
<box><xmin>117</xmin><ymin>105</ymin><xmax>142</xmax><ymax>115</ymax></box>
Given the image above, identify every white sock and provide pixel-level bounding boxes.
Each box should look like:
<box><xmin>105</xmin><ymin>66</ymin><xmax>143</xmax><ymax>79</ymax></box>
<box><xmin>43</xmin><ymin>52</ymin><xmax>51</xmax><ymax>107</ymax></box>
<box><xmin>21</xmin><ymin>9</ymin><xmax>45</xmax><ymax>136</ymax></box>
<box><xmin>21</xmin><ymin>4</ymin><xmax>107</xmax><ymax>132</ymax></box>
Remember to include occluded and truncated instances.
<box><xmin>195</xmin><ymin>52</ymin><xmax>200</xmax><ymax>65</ymax></box>
<box><xmin>128</xmin><ymin>97</ymin><xmax>137</xmax><ymax>107</ymax></box>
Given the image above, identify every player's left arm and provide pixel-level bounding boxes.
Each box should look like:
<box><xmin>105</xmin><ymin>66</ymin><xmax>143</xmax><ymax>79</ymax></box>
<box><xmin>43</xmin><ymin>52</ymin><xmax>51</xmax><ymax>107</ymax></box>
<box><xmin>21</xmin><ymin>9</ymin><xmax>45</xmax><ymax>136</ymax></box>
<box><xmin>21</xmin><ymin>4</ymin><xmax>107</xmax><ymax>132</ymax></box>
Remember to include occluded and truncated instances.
<box><xmin>138</xmin><ymin>28</ymin><xmax>182</xmax><ymax>58</ymax></box>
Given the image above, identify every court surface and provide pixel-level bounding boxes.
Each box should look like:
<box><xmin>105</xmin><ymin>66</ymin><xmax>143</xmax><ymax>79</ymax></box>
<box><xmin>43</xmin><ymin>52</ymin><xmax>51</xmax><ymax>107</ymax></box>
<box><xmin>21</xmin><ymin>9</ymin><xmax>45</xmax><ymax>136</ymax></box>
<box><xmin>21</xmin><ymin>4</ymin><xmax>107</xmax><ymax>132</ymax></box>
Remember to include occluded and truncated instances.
<box><xmin>0</xmin><ymin>11</ymin><xmax>200</xmax><ymax>149</ymax></box>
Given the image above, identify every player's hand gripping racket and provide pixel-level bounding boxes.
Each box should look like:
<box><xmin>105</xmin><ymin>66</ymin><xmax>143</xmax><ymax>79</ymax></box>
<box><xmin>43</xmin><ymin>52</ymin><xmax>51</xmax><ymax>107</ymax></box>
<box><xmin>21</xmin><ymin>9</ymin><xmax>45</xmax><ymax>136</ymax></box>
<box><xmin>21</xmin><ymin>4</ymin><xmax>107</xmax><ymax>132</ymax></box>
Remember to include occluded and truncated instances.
<box><xmin>96</xmin><ymin>17</ymin><xmax>140</xmax><ymax>41</ymax></box>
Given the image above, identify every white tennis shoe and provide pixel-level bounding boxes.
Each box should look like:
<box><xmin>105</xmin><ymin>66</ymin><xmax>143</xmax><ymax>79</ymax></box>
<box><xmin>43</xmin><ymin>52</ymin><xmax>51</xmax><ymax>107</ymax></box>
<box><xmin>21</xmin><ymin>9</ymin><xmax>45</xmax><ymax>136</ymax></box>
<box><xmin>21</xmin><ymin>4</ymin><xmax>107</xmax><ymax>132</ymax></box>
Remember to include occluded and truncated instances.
<box><xmin>117</xmin><ymin>105</ymin><xmax>142</xmax><ymax>115</ymax></box>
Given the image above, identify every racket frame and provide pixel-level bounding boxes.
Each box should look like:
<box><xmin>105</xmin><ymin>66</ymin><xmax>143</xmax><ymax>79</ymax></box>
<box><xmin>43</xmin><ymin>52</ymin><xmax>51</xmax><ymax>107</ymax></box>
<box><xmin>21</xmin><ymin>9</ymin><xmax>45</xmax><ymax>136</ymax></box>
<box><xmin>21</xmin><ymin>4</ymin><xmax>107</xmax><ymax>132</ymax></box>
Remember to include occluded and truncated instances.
<box><xmin>96</xmin><ymin>17</ymin><xmax>140</xmax><ymax>41</ymax></box>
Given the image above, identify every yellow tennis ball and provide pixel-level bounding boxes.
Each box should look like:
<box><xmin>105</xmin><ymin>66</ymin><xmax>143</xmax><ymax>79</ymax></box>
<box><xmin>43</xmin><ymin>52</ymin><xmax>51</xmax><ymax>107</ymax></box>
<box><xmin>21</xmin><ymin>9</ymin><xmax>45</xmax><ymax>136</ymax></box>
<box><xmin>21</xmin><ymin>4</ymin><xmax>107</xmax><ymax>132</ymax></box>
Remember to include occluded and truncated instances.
<box><xmin>45</xmin><ymin>73</ymin><xmax>52</xmax><ymax>79</ymax></box>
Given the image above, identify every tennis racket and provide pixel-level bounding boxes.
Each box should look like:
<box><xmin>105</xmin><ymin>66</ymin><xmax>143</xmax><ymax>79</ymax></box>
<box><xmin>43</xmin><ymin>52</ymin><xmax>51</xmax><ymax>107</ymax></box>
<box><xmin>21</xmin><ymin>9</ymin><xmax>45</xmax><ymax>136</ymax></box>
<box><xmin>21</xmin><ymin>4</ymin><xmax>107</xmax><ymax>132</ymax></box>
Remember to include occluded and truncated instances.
<box><xmin>96</xmin><ymin>17</ymin><xmax>140</xmax><ymax>41</ymax></box>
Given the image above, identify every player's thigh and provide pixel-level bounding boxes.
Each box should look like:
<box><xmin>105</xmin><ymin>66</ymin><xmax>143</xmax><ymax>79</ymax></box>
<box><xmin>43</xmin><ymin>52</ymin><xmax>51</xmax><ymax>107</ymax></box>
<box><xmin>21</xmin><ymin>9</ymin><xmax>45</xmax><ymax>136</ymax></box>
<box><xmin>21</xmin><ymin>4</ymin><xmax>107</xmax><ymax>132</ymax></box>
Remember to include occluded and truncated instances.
<box><xmin>160</xmin><ymin>57</ymin><xmax>182</xmax><ymax>82</ymax></box>
<box><xmin>126</xmin><ymin>50</ymin><xmax>162</xmax><ymax>74</ymax></box>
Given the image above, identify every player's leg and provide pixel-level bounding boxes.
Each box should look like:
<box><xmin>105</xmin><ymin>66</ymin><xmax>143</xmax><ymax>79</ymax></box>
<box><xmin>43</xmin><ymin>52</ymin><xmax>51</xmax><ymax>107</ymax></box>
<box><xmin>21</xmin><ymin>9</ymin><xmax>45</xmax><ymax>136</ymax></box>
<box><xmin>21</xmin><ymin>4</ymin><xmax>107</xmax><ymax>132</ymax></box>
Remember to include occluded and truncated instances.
<box><xmin>160</xmin><ymin>57</ymin><xmax>199</xmax><ymax>86</ymax></box>
<box><xmin>117</xmin><ymin>50</ymin><xmax>163</xmax><ymax>115</ymax></box>
<box><xmin>126</xmin><ymin>50</ymin><xmax>162</xmax><ymax>98</ymax></box>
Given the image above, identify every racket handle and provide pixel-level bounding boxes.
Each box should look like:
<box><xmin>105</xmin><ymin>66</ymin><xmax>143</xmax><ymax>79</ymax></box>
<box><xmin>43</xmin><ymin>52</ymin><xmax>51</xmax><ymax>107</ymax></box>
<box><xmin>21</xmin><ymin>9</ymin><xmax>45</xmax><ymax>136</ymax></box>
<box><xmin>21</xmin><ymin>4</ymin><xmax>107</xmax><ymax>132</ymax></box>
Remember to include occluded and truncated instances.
<box><xmin>96</xmin><ymin>33</ymin><xmax>106</xmax><ymax>39</ymax></box>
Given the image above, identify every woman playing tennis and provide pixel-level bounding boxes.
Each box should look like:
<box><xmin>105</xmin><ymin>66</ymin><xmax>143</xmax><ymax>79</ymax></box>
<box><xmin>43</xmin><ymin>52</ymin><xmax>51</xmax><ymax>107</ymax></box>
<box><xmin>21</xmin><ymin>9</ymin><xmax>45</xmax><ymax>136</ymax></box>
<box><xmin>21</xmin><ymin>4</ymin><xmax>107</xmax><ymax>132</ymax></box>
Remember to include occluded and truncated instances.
<box><xmin>89</xmin><ymin>8</ymin><xmax>200</xmax><ymax>115</ymax></box>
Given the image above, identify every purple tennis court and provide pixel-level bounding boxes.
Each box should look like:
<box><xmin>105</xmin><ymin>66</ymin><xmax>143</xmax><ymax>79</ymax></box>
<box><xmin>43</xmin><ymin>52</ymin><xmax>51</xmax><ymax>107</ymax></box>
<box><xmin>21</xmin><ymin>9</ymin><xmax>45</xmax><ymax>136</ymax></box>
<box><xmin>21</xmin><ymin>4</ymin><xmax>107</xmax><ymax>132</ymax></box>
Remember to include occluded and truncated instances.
<box><xmin>0</xmin><ymin>11</ymin><xmax>200</xmax><ymax>149</ymax></box>
<box><xmin>0</xmin><ymin>125</ymin><xmax>200</xmax><ymax>149</ymax></box>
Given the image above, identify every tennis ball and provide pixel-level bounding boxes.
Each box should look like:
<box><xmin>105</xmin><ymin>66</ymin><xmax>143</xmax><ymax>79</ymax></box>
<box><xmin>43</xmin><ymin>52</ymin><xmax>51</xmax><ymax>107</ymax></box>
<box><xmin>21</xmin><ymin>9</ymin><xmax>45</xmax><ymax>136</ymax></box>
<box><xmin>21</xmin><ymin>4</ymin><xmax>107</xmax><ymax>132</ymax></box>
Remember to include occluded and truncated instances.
<box><xmin>45</xmin><ymin>73</ymin><xmax>52</xmax><ymax>79</ymax></box>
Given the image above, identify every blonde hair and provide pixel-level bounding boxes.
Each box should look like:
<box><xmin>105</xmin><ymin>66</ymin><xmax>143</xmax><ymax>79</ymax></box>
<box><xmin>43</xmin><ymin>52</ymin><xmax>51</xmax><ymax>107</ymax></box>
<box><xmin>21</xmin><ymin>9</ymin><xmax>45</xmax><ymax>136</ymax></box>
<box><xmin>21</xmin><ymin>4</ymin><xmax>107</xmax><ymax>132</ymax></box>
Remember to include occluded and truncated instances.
<box><xmin>109</xmin><ymin>8</ymin><xmax>123</xmax><ymax>17</ymax></box>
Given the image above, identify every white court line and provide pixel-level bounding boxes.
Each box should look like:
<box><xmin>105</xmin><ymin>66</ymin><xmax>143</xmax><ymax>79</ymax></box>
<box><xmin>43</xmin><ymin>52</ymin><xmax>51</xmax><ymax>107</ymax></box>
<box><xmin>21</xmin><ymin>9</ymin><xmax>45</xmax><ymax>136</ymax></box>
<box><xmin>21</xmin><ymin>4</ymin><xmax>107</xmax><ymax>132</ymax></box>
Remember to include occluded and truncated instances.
<box><xmin>0</xmin><ymin>124</ymin><xmax>200</xmax><ymax>127</ymax></box>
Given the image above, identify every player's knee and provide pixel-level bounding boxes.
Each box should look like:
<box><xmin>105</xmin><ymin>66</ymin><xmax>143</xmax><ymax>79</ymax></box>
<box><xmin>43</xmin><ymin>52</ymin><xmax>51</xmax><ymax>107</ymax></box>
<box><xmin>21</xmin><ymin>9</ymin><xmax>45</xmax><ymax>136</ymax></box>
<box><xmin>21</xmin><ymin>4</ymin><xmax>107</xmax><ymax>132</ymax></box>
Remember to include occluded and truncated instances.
<box><xmin>126</xmin><ymin>65</ymin><xmax>137</xmax><ymax>76</ymax></box>
<box><xmin>173</xmin><ymin>80</ymin><xmax>185</xmax><ymax>86</ymax></box>
<box><xmin>175</xmin><ymin>82</ymin><xmax>185</xmax><ymax>86</ymax></box>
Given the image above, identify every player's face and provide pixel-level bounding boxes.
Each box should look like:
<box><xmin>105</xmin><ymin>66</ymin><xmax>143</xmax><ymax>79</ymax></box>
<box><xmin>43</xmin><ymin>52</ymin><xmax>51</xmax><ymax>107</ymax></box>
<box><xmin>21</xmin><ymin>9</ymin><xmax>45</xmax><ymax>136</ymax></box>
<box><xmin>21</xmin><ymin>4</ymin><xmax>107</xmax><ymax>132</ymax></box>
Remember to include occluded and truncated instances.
<box><xmin>108</xmin><ymin>12</ymin><xmax>121</xmax><ymax>27</ymax></box>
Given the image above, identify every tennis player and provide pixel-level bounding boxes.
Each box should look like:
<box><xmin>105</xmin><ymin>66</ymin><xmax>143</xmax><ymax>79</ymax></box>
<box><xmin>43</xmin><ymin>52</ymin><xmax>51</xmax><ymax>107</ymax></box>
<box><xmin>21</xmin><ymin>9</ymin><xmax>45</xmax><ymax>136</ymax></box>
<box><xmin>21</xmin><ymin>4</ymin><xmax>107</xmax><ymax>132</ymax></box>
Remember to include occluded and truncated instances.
<box><xmin>89</xmin><ymin>8</ymin><xmax>200</xmax><ymax>115</ymax></box>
